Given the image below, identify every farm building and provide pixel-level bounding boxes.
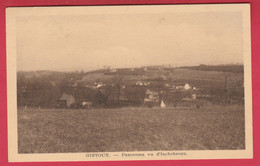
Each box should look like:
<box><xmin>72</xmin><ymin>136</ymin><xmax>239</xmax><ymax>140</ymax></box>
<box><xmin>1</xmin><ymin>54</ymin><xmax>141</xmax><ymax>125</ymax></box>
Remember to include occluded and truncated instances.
<box><xmin>175</xmin><ymin>83</ymin><xmax>192</xmax><ymax>90</ymax></box>
<box><xmin>110</xmin><ymin>68</ymin><xmax>117</xmax><ymax>72</ymax></box>
<box><xmin>95</xmin><ymin>82</ymin><xmax>106</xmax><ymax>88</ymax></box>
<box><xmin>144</xmin><ymin>89</ymin><xmax>160</xmax><ymax>102</ymax></box>
<box><xmin>136</xmin><ymin>81</ymin><xmax>143</xmax><ymax>86</ymax></box>
<box><xmin>143</xmin><ymin>82</ymin><xmax>150</xmax><ymax>86</ymax></box>
<box><xmin>143</xmin><ymin>89</ymin><xmax>161</xmax><ymax>108</ymax></box>
<box><xmin>85</xmin><ymin>85</ymin><xmax>98</xmax><ymax>89</ymax></box>
<box><xmin>57</xmin><ymin>93</ymin><xmax>75</xmax><ymax>107</ymax></box>
<box><xmin>176</xmin><ymin>85</ymin><xmax>183</xmax><ymax>90</ymax></box>
<box><xmin>81</xmin><ymin>101</ymin><xmax>93</xmax><ymax>108</ymax></box>
<box><xmin>165</xmin><ymin>83</ymin><xmax>171</xmax><ymax>87</ymax></box>
<box><xmin>184</xmin><ymin>83</ymin><xmax>191</xmax><ymax>90</ymax></box>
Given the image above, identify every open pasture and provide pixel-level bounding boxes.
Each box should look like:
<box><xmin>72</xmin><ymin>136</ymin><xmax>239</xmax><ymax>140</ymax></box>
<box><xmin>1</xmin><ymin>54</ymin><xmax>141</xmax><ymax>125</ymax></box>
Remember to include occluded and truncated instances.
<box><xmin>18</xmin><ymin>106</ymin><xmax>245</xmax><ymax>153</ymax></box>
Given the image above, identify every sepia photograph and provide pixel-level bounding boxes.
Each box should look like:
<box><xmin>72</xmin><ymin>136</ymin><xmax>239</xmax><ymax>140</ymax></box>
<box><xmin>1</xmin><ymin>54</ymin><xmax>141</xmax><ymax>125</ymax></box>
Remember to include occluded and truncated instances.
<box><xmin>6</xmin><ymin>4</ymin><xmax>252</xmax><ymax>162</ymax></box>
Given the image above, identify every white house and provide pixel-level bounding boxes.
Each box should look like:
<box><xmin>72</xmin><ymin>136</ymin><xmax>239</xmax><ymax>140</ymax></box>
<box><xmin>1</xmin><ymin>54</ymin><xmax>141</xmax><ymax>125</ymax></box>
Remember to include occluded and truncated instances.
<box><xmin>110</xmin><ymin>69</ymin><xmax>117</xmax><ymax>72</ymax></box>
<box><xmin>184</xmin><ymin>83</ymin><xmax>191</xmax><ymax>90</ymax></box>
<box><xmin>136</xmin><ymin>81</ymin><xmax>143</xmax><ymax>86</ymax></box>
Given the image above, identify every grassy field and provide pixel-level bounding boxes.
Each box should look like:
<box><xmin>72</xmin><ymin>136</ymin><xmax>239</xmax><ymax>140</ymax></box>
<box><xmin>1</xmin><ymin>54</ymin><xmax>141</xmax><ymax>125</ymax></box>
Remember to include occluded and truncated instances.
<box><xmin>18</xmin><ymin>105</ymin><xmax>245</xmax><ymax>153</ymax></box>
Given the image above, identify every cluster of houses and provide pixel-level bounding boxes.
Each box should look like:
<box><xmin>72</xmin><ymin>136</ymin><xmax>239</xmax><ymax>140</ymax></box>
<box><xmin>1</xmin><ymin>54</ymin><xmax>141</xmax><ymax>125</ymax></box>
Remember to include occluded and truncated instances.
<box><xmin>81</xmin><ymin>82</ymin><xmax>106</xmax><ymax>89</ymax></box>
<box><xmin>56</xmin><ymin>81</ymin><xmax>198</xmax><ymax>109</ymax></box>
<box><xmin>136</xmin><ymin>81</ymin><xmax>151</xmax><ymax>86</ymax></box>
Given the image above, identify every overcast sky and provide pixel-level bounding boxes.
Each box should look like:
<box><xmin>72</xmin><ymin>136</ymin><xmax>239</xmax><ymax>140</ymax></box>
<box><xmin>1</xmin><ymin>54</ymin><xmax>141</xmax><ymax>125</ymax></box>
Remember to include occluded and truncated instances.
<box><xmin>16</xmin><ymin>7</ymin><xmax>244</xmax><ymax>71</ymax></box>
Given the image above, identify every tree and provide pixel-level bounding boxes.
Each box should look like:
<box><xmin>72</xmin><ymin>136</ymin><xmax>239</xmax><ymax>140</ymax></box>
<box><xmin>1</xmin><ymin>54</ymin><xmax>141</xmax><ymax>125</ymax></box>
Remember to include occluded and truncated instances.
<box><xmin>112</xmin><ymin>74</ymin><xmax>123</xmax><ymax>106</ymax></box>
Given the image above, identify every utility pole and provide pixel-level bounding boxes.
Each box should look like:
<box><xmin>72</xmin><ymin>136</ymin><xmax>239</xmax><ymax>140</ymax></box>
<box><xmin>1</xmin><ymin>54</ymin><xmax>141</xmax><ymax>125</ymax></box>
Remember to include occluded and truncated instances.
<box><xmin>224</xmin><ymin>75</ymin><xmax>228</xmax><ymax>104</ymax></box>
<box><xmin>113</xmin><ymin>74</ymin><xmax>122</xmax><ymax>107</ymax></box>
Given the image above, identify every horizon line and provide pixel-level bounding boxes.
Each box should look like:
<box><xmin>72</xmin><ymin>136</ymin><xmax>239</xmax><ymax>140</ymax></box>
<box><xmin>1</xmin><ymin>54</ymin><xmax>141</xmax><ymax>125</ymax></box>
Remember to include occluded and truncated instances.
<box><xmin>17</xmin><ymin>63</ymin><xmax>244</xmax><ymax>73</ymax></box>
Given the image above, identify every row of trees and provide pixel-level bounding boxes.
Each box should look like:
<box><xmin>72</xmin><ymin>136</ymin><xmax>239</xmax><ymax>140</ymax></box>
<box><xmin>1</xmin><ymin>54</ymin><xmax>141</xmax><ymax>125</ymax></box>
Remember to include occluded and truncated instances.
<box><xmin>17</xmin><ymin>73</ymin><xmax>146</xmax><ymax>108</ymax></box>
<box><xmin>182</xmin><ymin>64</ymin><xmax>244</xmax><ymax>73</ymax></box>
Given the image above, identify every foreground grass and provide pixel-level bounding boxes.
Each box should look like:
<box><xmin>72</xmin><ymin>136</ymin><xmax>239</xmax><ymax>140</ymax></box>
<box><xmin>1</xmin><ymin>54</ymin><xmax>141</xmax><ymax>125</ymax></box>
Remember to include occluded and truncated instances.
<box><xmin>18</xmin><ymin>106</ymin><xmax>245</xmax><ymax>153</ymax></box>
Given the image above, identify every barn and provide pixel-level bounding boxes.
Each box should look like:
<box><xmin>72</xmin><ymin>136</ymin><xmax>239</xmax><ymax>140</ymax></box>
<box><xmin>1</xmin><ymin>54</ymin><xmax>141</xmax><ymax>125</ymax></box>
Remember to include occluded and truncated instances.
<box><xmin>57</xmin><ymin>93</ymin><xmax>75</xmax><ymax>108</ymax></box>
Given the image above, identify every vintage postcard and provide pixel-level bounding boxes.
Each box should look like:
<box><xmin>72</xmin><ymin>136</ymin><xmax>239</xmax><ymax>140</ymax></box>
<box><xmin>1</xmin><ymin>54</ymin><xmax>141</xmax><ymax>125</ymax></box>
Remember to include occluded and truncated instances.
<box><xmin>6</xmin><ymin>4</ymin><xmax>252</xmax><ymax>162</ymax></box>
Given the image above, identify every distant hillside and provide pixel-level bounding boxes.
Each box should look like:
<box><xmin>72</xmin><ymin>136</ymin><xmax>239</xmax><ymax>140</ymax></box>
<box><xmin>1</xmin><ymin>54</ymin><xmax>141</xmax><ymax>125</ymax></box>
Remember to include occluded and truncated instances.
<box><xmin>180</xmin><ymin>64</ymin><xmax>244</xmax><ymax>73</ymax></box>
<box><xmin>17</xmin><ymin>70</ymin><xmax>65</xmax><ymax>78</ymax></box>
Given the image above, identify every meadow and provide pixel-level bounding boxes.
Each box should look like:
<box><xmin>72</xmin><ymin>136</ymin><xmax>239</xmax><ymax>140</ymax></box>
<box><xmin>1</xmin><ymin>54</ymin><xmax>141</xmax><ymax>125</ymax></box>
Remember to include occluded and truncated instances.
<box><xmin>18</xmin><ymin>105</ymin><xmax>245</xmax><ymax>153</ymax></box>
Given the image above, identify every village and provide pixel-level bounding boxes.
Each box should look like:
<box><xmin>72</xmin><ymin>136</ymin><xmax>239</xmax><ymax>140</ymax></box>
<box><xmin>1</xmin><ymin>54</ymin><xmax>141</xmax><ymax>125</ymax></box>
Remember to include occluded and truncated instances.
<box><xmin>57</xmin><ymin>80</ymin><xmax>198</xmax><ymax>109</ymax></box>
<box><xmin>17</xmin><ymin>65</ymin><xmax>244</xmax><ymax>110</ymax></box>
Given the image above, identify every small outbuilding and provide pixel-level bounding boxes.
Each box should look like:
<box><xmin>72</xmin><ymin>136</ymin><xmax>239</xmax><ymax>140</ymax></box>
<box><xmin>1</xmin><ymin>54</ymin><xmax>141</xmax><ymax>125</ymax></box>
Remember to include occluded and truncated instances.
<box><xmin>160</xmin><ymin>100</ymin><xmax>166</xmax><ymax>108</ymax></box>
